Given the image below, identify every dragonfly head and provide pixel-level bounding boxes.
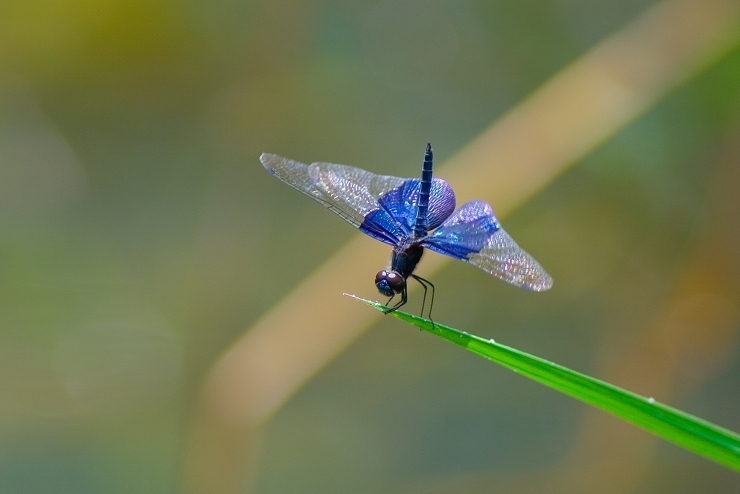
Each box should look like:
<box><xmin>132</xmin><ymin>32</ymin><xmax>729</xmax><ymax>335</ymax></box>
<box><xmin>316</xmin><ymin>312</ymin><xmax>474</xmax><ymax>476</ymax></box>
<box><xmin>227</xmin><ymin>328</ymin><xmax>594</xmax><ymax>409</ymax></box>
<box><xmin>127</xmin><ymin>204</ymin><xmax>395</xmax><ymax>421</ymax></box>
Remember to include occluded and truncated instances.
<box><xmin>375</xmin><ymin>270</ymin><xmax>405</xmax><ymax>297</ymax></box>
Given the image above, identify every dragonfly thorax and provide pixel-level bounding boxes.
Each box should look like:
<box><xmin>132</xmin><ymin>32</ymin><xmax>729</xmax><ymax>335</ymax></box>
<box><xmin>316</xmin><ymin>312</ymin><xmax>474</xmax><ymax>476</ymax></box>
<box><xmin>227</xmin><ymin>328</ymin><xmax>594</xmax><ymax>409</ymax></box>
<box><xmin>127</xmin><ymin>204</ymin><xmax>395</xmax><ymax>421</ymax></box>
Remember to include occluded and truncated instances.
<box><xmin>375</xmin><ymin>270</ymin><xmax>405</xmax><ymax>297</ymax></box>
<box><xmin>391</xmin><ymin>241</ymin><xmax>424</xmax><ymax>278</ymax></box>
<box><xmin>376</xmin><ymin>242</ymin><xmax>424</xmax><ymax>296</ymax></box>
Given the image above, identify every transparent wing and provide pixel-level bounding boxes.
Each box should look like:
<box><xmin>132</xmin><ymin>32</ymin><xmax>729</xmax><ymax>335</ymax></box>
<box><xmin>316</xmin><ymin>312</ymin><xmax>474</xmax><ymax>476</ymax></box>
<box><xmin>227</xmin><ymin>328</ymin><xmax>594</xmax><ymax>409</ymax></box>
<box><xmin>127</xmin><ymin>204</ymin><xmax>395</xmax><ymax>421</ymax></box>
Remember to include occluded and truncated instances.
<box><xmin>260</xmin><ymin>153</ymin><xmax>407</xmax><ymax>229</ymax></box>
<box><xmin>423</xmin><ymin>200</ymin><xmax>553</xmax><ymax>291</ymax></box>
<box><xmin>468</xmin><ymin>228</ymin><xmax>553</xmax><ymax>291</ymax></box>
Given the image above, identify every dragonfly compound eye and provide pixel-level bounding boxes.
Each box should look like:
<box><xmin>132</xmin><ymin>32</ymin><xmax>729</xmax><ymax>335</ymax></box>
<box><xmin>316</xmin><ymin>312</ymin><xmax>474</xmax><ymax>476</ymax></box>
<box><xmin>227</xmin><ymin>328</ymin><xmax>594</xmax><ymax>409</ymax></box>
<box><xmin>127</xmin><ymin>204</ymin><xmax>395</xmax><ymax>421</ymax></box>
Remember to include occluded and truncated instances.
<box><xmin>375</xmin><ymin>270</ymin><xmax>405</xmax><ymax>296</ymax></box>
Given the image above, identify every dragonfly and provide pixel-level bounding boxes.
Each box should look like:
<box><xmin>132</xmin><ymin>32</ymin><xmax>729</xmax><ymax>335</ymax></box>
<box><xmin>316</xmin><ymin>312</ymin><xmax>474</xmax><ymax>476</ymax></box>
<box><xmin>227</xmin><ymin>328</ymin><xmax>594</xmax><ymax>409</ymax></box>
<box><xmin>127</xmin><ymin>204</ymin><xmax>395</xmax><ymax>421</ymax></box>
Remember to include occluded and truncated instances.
<box><xmin>260</xmin><ymin>143</ymin><xmax>552</xmax><ymax>318</ymax></box>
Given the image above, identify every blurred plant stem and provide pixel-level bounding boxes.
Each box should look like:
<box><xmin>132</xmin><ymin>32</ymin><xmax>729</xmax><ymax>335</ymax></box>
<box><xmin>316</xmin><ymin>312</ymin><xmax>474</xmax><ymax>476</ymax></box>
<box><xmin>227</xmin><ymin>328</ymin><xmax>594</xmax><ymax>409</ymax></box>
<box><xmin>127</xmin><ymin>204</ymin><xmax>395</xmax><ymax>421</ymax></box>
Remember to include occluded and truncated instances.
<box><xmin>181</xmin><ymin>0</ymin><xmax>740</xmax><ymax>492</ymax></box>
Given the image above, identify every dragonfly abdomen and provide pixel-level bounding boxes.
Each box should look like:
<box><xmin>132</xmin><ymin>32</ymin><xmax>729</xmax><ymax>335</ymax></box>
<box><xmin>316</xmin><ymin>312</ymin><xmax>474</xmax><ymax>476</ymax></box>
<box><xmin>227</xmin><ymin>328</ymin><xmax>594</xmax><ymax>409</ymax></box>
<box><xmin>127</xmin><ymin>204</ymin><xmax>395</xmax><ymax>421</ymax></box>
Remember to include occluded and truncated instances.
<box><xmin>413</xmin><ymin>143</ymin><xmax>434</xmax><ymax>239</ymax></box>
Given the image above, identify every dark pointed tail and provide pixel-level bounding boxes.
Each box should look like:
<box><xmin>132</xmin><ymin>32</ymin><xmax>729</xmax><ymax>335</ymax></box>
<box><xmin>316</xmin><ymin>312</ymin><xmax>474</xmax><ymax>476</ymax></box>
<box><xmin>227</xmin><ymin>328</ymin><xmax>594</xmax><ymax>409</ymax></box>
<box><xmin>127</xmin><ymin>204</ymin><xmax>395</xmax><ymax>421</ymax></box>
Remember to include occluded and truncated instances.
<box><xmin>413</xmin><ymin>142</ymin><xmax>434</xmax><ymax>239</ymax></box>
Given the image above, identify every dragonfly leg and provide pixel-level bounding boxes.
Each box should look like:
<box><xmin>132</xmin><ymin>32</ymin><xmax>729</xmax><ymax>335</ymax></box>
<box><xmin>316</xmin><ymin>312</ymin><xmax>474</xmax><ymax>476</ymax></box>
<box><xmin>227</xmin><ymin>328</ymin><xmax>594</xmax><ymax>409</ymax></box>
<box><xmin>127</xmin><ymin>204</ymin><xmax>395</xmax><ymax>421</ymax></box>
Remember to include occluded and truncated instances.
<box><xmin>383</xmin><ymin>285</ymin><xmax>408</xmax><ymax>314</ymax></box>
<box><xmin>410</xmin><ymin>274</ymin><xmax>435</xmax><ymax>323</ymax></box>
<box><xmin>382</xmin><ymin>294</ymin><xmax>395</xmax><ymax>313</ymax></box>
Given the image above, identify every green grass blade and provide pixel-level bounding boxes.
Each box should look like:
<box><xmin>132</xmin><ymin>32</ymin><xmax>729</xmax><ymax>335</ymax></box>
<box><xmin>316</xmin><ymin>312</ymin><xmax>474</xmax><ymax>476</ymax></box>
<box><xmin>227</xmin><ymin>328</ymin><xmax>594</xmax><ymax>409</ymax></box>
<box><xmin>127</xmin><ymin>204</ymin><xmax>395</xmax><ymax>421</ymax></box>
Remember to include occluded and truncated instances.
<box><xmin>349</xmin><ymin>295</ymin><xmax>740</xmax><ymax>472</ymax></box>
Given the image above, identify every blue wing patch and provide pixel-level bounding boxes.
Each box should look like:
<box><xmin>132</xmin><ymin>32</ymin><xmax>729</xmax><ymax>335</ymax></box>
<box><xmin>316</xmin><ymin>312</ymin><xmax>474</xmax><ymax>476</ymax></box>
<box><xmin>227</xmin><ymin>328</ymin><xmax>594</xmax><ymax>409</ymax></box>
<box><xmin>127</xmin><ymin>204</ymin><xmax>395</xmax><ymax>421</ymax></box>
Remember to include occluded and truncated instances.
<box><xmin>360</xmin><ymin>177</ymin><xmax>456</xmax><ymax>244</ymax></box>
<box><xmin>422</xmin><ymin>201</ymin><xmax>500</xmax><ymax>259</ymax></box>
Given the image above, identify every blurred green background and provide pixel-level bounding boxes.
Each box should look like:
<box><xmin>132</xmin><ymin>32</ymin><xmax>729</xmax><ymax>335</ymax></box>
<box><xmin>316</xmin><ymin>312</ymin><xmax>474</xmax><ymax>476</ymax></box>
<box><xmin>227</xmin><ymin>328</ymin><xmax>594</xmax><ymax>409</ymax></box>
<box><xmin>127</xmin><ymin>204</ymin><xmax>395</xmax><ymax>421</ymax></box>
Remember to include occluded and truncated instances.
<box><xmin>1</xmin><ymin>0</ymin><xmax>740</xmax><ymax>493</ymax></box>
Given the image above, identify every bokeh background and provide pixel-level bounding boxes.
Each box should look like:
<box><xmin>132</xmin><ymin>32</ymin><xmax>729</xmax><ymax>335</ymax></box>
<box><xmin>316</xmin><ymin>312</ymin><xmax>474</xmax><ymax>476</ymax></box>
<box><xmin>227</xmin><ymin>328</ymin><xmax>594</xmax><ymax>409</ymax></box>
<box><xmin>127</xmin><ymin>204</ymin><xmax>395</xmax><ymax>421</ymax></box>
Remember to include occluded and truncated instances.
<box><xmin>2</xmin><ymin>0</ymin><xmax>740</xmax><ymax>493</ymax></box>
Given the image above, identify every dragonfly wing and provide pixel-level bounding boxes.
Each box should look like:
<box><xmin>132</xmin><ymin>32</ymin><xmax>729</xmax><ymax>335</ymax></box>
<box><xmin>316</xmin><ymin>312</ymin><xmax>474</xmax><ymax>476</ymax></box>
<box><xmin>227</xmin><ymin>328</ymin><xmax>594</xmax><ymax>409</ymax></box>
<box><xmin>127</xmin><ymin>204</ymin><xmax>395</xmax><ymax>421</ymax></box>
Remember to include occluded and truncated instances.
<box><xmin>260</xmin><ymin>153</ymin><xmax>408</xmax><ymax>244</ymax></box>
<box><xmin>422</xmin><ymin>200</ymin><xmax>553</xmax><ymax>291</ymax></box>
<box><xmin>468</xmin><ymin>228</ymin><xmax>553</xmax><ymax>291</ymax></box>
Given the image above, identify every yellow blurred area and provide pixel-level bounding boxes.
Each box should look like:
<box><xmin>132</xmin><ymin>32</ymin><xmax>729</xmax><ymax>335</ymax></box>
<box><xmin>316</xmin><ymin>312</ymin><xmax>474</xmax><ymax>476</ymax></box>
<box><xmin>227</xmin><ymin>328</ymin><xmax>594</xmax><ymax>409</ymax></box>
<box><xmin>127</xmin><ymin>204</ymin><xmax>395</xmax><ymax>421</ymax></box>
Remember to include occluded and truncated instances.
<box><xmin>0</xmin><ymin>0</ymin><xmax>194</xmax><ymax>80</ymax></box>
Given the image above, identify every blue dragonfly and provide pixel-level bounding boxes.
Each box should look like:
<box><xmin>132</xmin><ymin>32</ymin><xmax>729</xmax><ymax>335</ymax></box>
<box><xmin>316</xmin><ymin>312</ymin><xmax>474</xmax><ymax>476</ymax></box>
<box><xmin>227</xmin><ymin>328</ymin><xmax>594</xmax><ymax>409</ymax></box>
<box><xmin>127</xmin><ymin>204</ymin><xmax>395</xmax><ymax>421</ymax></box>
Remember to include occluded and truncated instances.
<box><xmin>260</xmin><ymin>143</ymin><xmax>552</xmax><ymax>318</ymax></box>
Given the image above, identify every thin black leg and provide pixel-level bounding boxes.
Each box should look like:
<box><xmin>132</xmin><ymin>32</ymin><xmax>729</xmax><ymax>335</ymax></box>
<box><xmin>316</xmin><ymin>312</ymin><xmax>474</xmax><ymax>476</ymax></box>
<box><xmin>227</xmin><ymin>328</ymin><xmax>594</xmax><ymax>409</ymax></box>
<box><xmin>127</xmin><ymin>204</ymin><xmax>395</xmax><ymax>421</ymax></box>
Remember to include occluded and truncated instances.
<box><xmin>410</xmin><ymin>274</ymin><xmax>435</xmax><ymax>322</ymax></box>
<box><xmin>383</xmin><ymin>285</ymin><xmax>408</xmax><ymax>314</ymax></box>
<box><xmin>382</xmin><ymin>294</ymin><xmax>395</xmax><ymax>314</ymax></box>
<box><xmin>410</xmin><ymin>275</ymin><xmax>428</xmax><ymax>316</ymax></box>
